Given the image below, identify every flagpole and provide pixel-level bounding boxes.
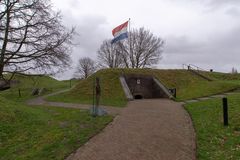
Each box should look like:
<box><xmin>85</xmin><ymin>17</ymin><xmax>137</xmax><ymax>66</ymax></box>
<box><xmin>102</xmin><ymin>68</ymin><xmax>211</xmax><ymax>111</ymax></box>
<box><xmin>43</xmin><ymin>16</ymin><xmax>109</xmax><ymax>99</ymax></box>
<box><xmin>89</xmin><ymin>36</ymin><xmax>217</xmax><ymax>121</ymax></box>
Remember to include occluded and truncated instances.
<box><xmin>128</xmin><ymin>18</ymin><xmax>131</xmax><ymax>33</ymax></box>
<box><xmin>128</xmin><ymin>18</ymin><xmax>131</xmax><ymax>68</ymax></box>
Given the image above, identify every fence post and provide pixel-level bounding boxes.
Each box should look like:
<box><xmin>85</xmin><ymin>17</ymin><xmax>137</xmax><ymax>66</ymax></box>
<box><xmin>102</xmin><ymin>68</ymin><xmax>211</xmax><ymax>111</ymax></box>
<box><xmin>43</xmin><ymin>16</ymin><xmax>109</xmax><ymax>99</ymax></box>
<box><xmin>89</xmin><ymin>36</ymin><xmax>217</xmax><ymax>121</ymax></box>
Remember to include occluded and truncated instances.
<box><xmin>18</xmin><ymin>88</ymin><xmax>21</xmax><ymax>97</ymax></box>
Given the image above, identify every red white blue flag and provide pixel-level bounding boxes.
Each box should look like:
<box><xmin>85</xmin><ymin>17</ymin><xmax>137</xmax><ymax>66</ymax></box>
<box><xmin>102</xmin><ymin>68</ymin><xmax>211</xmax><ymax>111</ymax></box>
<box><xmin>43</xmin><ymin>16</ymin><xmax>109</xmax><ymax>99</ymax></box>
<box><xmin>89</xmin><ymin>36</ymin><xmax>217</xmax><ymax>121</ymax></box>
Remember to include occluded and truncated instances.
<box><xmin>111</xmin><ymin>21</ymin><xmax>128</xmax><ymax>44</ymax></box>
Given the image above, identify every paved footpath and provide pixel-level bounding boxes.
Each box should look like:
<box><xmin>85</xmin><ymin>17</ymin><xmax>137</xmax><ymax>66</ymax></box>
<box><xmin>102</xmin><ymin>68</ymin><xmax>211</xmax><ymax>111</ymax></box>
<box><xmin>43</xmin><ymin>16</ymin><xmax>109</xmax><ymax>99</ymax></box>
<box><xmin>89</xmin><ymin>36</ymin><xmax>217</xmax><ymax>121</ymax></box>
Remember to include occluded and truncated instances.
<box><xmin>66</xmin><ymin>99</ymin><xmax>196</xmax><ymax>160</ymax></box>
<box><xmin>182</xmin><ymin>90</ymin><xmax>240</xmax><ymax>104</ymax></box>
<box><xmin>27</xmin><ymin>90</ymin><xmax>121</xmax><ymax>115</ymax></box>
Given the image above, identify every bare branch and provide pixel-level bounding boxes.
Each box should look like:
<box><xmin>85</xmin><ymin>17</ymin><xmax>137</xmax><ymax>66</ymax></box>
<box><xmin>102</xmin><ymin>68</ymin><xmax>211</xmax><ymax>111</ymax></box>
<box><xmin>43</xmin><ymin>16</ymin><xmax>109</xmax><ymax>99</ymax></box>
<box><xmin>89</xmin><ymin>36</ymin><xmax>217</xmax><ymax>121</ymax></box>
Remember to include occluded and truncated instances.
<box><xmin>75</xmin><ymin>57</ymin><xmax>96</xmax><ymax>79</ymax></box>
<box><xmin>0</xmin><ymin>0</ymin><xmax>75</xmax><ymax>85</ymax></box>
<box><xmin>97</xmin><ymin>27</ymin><xmax>164</xmax><ymax>69</ymax></box>
<box><xmin>97</xmin><ymin>40</ymin><xmax>124</xmax><ymax>68</ymax></box>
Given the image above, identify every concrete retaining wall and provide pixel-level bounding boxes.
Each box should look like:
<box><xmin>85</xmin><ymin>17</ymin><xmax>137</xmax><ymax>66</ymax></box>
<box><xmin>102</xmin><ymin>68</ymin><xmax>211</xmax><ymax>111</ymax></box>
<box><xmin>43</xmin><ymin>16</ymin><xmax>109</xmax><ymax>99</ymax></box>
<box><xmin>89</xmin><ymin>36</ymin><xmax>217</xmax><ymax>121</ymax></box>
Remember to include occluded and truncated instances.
<box><xmin>120</xmin><ymin>74</ymin><xmax>173</xmax><ymax>100</ymax></box>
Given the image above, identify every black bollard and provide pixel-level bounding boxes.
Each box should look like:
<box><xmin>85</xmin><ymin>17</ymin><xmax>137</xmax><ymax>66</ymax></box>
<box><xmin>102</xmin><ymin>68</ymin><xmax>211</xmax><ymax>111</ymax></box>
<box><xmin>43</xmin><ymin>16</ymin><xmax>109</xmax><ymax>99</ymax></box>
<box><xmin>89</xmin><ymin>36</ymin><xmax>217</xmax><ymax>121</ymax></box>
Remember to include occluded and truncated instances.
<box><xmin>222</xmin><ymin>97</ymin><xmax>228</xmax><ymax>126</ymax></box>
<box><xmin>173</xmin><ymin>88</ymin><xmax>176</xmax><ymax>98</ymax></box>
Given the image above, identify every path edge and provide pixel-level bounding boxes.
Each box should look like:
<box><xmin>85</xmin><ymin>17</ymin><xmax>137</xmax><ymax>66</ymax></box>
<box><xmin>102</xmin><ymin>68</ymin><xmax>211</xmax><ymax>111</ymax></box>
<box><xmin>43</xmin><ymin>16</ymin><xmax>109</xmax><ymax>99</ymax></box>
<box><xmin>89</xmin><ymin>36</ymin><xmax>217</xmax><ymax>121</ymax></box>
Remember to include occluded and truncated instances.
<box><xmin>65</xmin><ymin>115</ymin><xmax>121</xmax><ymax>160</ymax></box>
<box><xmin>181</xmin><ymin>103</ymin><xmax>197</xmax><ymax>160</ymax></box>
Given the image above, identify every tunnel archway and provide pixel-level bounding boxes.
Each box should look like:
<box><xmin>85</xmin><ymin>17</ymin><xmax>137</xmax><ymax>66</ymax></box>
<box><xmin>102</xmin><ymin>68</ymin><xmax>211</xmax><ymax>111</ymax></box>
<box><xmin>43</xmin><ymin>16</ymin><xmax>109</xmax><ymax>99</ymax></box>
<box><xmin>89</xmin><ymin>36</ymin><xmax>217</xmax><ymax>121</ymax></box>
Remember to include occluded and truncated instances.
<box><xmin>134</xmin><ymin>94</ymin><xmax>143</xmax><ymax>99</ymax></box>
<box><xmin>123</xmin><ymin>74</ymin><xmax>171</xmax><ymax>99</ymax></box>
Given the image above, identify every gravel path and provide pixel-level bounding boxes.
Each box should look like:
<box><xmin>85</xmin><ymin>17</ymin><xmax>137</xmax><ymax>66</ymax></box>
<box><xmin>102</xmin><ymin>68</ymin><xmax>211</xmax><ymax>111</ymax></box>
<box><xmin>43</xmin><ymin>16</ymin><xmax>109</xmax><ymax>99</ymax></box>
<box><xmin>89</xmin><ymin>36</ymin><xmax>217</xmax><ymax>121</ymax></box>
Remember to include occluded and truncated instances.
<box><xmin>182</xmin><ymin>90</ymin><xmax>240</xmax><ymax>105</ymax></box>
<box><xmin>26</xmin><ymin>88</ymin><xmax>240</xmax><ymax>160</ymax></box>
<box><xmin>66</xmin><ymin>99</ymin><xmax>196</xmax><ymax>160</ymax></box>
<box><xmin>26</xmin><ymin>89</ymin><xmax>122</xmax><ymax>115</ymax></box>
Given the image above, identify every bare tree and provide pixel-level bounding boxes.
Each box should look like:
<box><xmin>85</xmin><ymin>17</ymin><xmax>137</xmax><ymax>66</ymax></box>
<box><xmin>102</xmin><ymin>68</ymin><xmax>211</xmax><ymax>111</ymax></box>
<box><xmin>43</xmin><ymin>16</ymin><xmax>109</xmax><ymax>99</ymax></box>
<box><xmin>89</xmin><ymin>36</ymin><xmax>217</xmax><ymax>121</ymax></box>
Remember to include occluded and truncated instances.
<box><xmin>119</xmin><ymin>27</ymin><xmax>164</xmax><ymax>68</ymax></box>
<box><xmin>0</xmin><ymin>0</ymin><xmax>74</xmax><ymax>86</ymax></box>
<box><xmin>97</xmin><ymin>27</ymin><xmax>164</xmax><ymax>69</ymax></box>
<box><xmin>231</xmin><ymin>67</ymin><xmax>238</xmax><ymax>74</ymax></box>
<box><xmin>75</xmin><ymin>57</ymin><xmax>95</xmax><ymax>79</ymax></box>
<box><xmin>97</xmin><ymin>40</ymin><xmax>123</xmax><ymax>68</ymax></box>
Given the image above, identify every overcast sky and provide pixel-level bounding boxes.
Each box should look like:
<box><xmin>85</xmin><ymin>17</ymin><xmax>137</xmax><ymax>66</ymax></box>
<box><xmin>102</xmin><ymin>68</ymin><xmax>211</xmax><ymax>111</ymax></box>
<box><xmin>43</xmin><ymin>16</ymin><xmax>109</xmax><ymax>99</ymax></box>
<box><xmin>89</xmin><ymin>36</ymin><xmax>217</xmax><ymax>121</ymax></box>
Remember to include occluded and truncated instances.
<box><xmin>51</xmin><ymin>0</ymin><xmax>240</xmax><ymax>79</ymax></box>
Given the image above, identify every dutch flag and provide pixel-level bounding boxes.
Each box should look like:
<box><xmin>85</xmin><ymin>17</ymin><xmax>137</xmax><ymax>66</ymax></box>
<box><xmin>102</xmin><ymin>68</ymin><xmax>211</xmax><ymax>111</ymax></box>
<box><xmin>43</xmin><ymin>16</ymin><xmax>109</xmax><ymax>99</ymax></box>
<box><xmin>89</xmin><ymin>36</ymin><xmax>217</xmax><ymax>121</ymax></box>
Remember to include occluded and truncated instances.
<box><xmin>111</xmin><ymin>21</ymin><xmax>129</xmax><ymax>44</ymax></box>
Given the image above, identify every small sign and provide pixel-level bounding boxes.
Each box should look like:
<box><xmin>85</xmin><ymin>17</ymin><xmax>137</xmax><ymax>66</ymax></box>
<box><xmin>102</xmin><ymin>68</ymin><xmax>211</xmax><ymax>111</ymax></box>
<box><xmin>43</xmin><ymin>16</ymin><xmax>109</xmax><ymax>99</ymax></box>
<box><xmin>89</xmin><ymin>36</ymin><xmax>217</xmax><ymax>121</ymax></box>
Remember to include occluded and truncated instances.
<box><xmin>137</xmin><ymin>79</ymin><xmax>141</xmax><ymax>84</ymax></box>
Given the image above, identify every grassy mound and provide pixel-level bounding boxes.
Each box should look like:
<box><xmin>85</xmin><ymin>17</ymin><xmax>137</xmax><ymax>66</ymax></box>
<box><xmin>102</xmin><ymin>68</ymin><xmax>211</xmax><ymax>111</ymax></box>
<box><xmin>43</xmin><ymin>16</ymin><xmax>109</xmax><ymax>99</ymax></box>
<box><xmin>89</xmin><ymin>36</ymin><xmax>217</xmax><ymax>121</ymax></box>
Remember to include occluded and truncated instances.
<box><xmin>47</xmin><ymin>69</ymin><xmax>240</xmax><ymax>107</ymax></box>
<box><xmin>185</xmin><ymin>93</ymin><xmax>240</xmax><ymax>160</ymax></box>
<box><xmin>0</xmin><ymin>96</ymin><xmax>112</xmax><ymax>160</ymax></box>
<box><xmin>0</xmin><ymin>74</ymin><xmax>76</xmax><ymax>103</ymax></box>
<box><xmin>198</xmin><ymin>71</ymin><xmax>240</xmax><ymax>81</ymax></box>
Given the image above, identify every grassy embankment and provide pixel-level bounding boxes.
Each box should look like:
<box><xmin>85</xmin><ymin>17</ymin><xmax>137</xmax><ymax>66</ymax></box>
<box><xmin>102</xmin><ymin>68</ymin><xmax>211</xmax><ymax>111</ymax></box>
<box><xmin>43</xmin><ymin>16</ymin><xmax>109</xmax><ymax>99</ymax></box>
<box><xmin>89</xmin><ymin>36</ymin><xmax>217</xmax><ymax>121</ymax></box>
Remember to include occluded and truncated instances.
<box><xmin>47</xmin><ymin>68</ymin><xmax>240</xmax><ymax>107</ymax></box>
<box><xmin>0</xmin><ymin>96</ymin><xmax>112</xmax><ymax>160</ymax></box>
<box><xmin>0</xmin><ymin>75</ymin><xmax>112</xmax><ymax>160</ymax></box>
<box><xmin>185</xmin><ymin>93</ymin><xmax>240</xmax><ymax>160</ymax></box>
<box><xmin>184</xmin><ymin>71</ymin><xmax>240</xmax><ymax>159</ymax></box>
<box><xmin>0</xmin><ymin>74</ymin><xmax>78</xmax><ymax>103</ymax></box>
<box><xmin>1</xmin><ymin>70</ymin><xmax>240</xmax><ymax>159</ymax></box>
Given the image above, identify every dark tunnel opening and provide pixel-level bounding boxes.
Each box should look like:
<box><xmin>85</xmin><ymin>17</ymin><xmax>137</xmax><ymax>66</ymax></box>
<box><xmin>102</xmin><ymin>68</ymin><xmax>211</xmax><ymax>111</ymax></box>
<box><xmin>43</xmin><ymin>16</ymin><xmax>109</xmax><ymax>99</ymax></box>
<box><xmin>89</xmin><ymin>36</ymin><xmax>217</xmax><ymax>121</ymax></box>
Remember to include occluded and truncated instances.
<box><xmin>134</xmin><ymin>94</ymin><xmax>143</xmax><ymax>99</ymax></box>
<box><xmin>124</xmin><ymin>74</ymin><xmax>170</xmax><ymax>100</ymax></box>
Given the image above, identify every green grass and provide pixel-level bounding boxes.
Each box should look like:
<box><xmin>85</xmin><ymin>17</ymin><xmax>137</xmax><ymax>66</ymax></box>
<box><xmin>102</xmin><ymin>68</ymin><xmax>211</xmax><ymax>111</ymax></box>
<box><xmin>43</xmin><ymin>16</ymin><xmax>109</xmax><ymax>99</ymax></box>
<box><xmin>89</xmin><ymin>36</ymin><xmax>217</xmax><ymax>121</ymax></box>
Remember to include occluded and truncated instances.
<box><xmin>1</xmin><ymin>69</ymin><xmax>240</xmax><ymax>159</ymax></box>
<box><xmin>185</xmin><ymin>93</ymin><xmax>240</xmax><ymax>160</ymax></box>
<box><xmin>47</xmin><ymin>69</ymin><xmax>240</xmax><ymax>107</ymax></box>
<box><xmin>0</xmin><ymin>74</ymin><xmax>78</xmax><ymax>103</ymax></box>
<box><xmin>205</xmin><ymin>72</ymin><xmax>240</xmax><ymax>81</ymax></box>
<box><xmin>0</xmin><ymin>96</ymin><xmax>113</xmax><ymax>160</ymax></box>
<box><xmin>176</xmin><ymin>80</ymin><xmax>238</xmax><ymax>100</ymax></box>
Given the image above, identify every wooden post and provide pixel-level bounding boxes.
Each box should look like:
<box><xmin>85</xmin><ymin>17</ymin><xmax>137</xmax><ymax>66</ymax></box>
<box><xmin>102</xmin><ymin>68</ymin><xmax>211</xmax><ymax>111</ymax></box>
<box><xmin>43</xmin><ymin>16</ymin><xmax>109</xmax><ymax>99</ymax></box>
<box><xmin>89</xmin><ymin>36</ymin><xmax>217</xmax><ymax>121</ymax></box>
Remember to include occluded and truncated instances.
<box><xmin>222</xmin><ymin>97</ymin><xmax>228</xmax><ymax>126</ymax></box>
<box><xmin>92</xmin><ymin>77</ymin><xmax>96</xmax><ymax>117</ymax></box>
<box><xmin>95</xmin><ymin>77</ymin><xmax>101</xmax><ymax>115</ymax></box>
<box><xmin>18</xmin><ymin>88</ymin><xmax>21</xmax><ymax>97</ymax></box>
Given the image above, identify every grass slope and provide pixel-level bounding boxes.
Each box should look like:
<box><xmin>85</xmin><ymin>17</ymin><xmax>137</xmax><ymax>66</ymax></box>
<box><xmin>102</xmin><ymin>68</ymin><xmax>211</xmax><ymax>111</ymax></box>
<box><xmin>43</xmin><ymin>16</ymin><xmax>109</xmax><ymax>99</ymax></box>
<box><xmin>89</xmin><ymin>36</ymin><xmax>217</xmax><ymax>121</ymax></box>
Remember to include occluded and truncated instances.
<box><xmin>0</xmin><ymin>74</ymin><xmax>77</xmax><ymax>103</ymax></box>
<box><xmin>206</xmin><ymin>72</ymin><xmax>240</xmax><ymax>81</ymax></box>
<box><xmin>185</xmin><ymin>93</ymin><xmax>240</xmax><ymax>160</ymax></box>
<box><xmin>0</xmin><ymin>96</ymin><xmax>112</xmax><ymax>160</ymax></box>
<box><xmin>47</xmin><ymin>69</ymin><xmax>240</xmax><ymax>107</ymax></box>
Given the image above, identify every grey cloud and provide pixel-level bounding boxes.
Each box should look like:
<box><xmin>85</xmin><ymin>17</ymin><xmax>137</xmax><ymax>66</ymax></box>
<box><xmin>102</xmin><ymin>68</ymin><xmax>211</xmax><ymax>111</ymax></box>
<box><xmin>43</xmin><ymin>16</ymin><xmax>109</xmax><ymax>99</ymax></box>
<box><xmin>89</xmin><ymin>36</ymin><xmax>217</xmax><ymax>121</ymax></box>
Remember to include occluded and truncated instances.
<box><xmin>61</xmin><ymin>12</ymin><xmax>109</xmax><ymax>58</ymax></box>
<box><xmin>166</xmin><ymin>23</ymin><xmax>240</xmax><ymax>54</ymax></box>
<box><xmin>74</xmin><ymin>16</ymin><xmax>109</xmax><ymax>56</ymax></box>
<box><xmin>69</xmin><ymin>0</ymin><xmax>80</xmax><ymax>9</ymax></box>
<box><xmin>164</xmin><ymin>36</ymin><xmax>205</xmax><ymax>54</ymax></box>
<box><xmin>225</xmin><ymin>6</ymin><xmax>240</xmax><ymax>17</ymax></box>
<box><xmin>201</xmin><ymin>0</ymin><xmax>240</xmax><ymax>12</ymax></box>
<box><xmin>190</xmin><ymin>0</ymin><xmax>240</xmax><ymax>8</ymax></box>
<box><xmin>171</xmin><ymin>0</ymin><xmax>240</xmax><ymax>6</ymax></box>
<box><xmin>162</xmin><ymin>25</ymin><xmax>240</xmax><ymax>72</ymax></box>
<box><xmin>53</xmin><ymin>0</ymin><xmax>240</xmax><ymax>79</ymax></box>
<box><xmin>55</xmin><ymin>13</ymin><xmax>110</xmax><ymax>79</ymax></box>
<box><xmin>208</xmin><ymin>26</ymin><xmax>240</xmax><ymax>54</ymax></box>
<box><xmin>207</xmin><ymin>0</ymin><xmax>240</xmax><ymax>6</ymax></box>
<box><xmin>171</xmin><ymin>0</ymin><xmax>240</xmax><ymax>12</ymax></box>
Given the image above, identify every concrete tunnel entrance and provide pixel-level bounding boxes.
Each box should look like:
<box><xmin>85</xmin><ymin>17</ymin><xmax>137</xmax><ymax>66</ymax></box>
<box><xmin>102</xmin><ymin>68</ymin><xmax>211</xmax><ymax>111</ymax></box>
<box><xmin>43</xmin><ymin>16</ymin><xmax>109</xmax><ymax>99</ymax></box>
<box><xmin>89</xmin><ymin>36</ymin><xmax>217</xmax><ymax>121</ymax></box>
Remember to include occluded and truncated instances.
<box><xmin>134</xmin><ymin>94</ymin><xmax>143</xmax><ymax>99</ymax></box>
<box><xmin>121</xmin><ymin>74</ymin><xmax>171</xmax><ymax>100</ymax></box>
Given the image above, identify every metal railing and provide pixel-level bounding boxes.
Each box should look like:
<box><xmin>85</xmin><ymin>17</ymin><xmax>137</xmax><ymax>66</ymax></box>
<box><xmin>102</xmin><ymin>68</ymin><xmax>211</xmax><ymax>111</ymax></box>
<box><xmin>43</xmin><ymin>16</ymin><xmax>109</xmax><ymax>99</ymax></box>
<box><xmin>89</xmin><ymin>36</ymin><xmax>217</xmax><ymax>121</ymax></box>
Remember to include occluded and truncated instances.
<box><xmin>182</xmin><ymin>64</ymin><xmax>208</xmax><ymax>72</ymax></box>
<box><xmin>182</xmin><ymin>64</ymin><xmax>213</xmax><ymax>81</ymax></box>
